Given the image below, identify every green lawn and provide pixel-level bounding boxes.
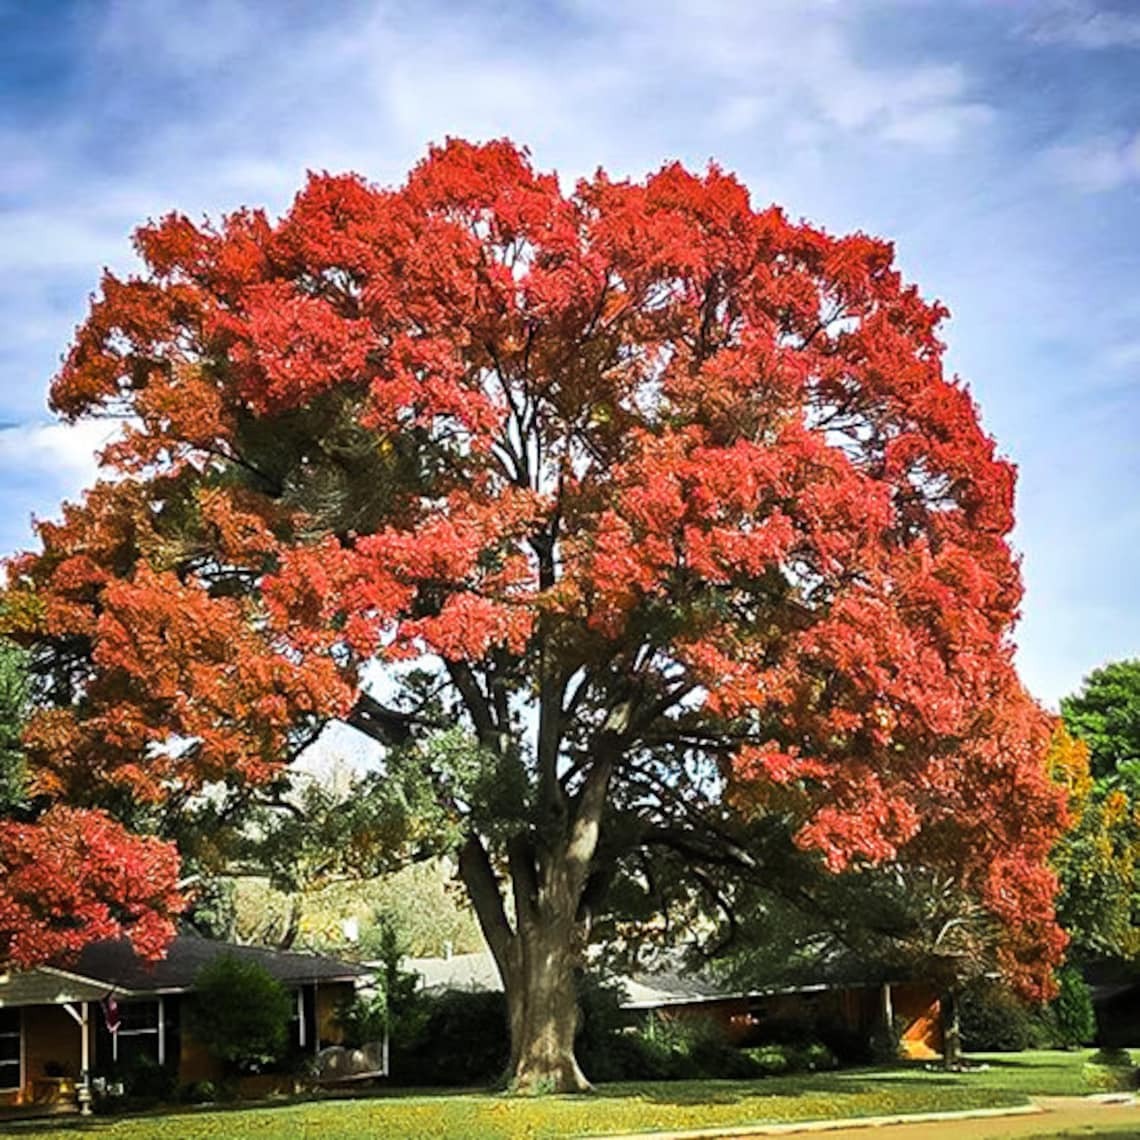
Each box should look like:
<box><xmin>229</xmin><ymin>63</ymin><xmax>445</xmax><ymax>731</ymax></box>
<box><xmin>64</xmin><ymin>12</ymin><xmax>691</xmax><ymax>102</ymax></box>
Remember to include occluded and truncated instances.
<box><xmin>3</xmin><ymin>1050</ymin><xmax>1131</xmax><ymax>1140</ymax></box>
<box><xmin>862</xmin><ymin>1048</ymin><xmax>1134</xmax><ymax>1098</ymax></box>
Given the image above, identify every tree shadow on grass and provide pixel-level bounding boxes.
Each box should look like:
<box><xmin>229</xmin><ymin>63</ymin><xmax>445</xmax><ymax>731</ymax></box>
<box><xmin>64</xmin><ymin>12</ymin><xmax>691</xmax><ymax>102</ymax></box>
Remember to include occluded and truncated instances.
<box><xmin>590</xmin><ymin>1069</ymin><xmax>991</xmax><ymax>1108</ymax></box>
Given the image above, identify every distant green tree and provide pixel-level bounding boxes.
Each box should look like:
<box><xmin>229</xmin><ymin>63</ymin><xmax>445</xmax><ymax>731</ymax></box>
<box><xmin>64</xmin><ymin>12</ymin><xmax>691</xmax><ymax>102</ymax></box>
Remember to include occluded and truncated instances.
<box><xmin>1062</xmin><ymin>660</ymin><xmax>1140</xmax><ymax>780</ymax></box>
<box><xmin>357</xmin><ymin>861</ymin><xmax>481</xmax><ymax>958</ymax></box>
<box><xmin>1057</xmin><ymin>668</ymin><xmax>1140</xmax><ymax>962</ymax></box>
<box><xmin>186</xmin><ymin>955</ymin><xmax>293</xmax><ymax>1072</ymax></box>
<box><xmin>1051</xmin><ymin>966</ymin><xmax>1096</xmax><ymax>1047</ymax></box>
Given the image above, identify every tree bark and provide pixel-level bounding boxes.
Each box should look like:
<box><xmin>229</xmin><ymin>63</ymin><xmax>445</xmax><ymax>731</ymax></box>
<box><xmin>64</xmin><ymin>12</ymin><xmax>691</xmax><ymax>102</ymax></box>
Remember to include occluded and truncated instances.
<box><xmin>942</xmin><ymin>988</ymin><xmax>962</xmax><ymax>1070</ymax></box>
<box><xmin>457</xmin><ymin>754</ymin><xmax>615</xmax><ymax>1093</ymax></box>
<box><xmin>504</xmin><ymin>905</ymin><xmax>589</xmax><ymax>1093</ymax></box>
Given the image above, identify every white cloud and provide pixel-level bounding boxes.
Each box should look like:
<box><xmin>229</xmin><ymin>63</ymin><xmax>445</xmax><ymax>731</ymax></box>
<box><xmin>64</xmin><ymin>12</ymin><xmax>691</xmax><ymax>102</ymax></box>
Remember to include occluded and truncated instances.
<box><xmin>0</xmin><ymin>420</ymin><xmax>123</xmax><ymax>559</ymax></box>
<box><xmin>562</xmin><ymin>1</ymin><xmax>993</xmax><ymax>155</ymax></box>
<box><xmin>1047</xmin><ymin>131</ymin><xmax>1140</xmax><ymax>191</ymax></box>
<box><xmin>0</xmin><ymin>420</ymin><xmax>118</xmax><ymax>486</ymax></box>
<box><xmin>880</xmin><ymin>102</ymin><xmax>993</xmax><ymax>152</ymax></box>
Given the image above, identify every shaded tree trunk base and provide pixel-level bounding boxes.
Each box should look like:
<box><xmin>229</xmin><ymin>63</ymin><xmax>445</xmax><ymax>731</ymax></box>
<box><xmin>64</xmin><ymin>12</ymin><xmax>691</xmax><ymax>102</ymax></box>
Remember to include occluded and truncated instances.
<box><xmin>508</xmin><ymin>1054</ymin><xmax>592</xmax><ymax>1094</ymax></box>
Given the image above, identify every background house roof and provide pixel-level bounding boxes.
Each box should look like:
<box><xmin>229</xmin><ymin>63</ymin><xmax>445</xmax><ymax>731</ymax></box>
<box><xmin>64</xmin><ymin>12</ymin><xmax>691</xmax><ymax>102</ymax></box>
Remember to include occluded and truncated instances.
<box><xmin>404</xmin><ymin>951</ymin><xmax>501</xmax><ymax>994</ymax></box>
<box><xmin>400</xmin><ymin>950</ymin><xmax>902</xmax><ymax>1011</ymax></box>
<box><xmin>69</xmin><ymin>933</ymin><xmax>372</xmax><ymax>994</ymax></box>
<box><xmin>0</xmin><ymin>934</ymin><xmax>371</xmax><ymax>1005</ymax></box>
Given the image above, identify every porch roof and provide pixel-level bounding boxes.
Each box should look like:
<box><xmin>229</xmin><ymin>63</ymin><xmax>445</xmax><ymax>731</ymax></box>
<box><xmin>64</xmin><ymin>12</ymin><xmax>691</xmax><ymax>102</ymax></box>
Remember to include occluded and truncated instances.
<box><xmin>0</xmin><ymin>966</ymin><xmax>122</xmax><ymax>1008</ymax></box>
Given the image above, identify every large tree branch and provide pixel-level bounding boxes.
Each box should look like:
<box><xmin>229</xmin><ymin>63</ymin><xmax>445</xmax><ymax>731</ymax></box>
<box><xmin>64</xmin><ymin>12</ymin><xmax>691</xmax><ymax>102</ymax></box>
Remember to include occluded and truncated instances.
<box><xmin>344</xmin><ymin>691</ymin><xmax>415</xmax><ymax>747</ymax></box>
<box><xmin>458</xmin><ymin>833</ymin><xmax>516</xmax><ymax>978</ymax></box>
<box><xmin>508</xmin><ymin>831</ymin><xmax>541</xmax><ymax>929</ymax></box>
<box><xmin>445</xmin><ymin>659</ymin><xmax>499</xmax><ymax>747</ymax></box>
<box><xmin>691</xmin><ymin>865</ymin><xmax>741</xmax><ymax>960</ymax></box>
<box><xmin>563</xmin><ymin>743</ymin><xmax>617</xmax><ymax>897</ymax></box>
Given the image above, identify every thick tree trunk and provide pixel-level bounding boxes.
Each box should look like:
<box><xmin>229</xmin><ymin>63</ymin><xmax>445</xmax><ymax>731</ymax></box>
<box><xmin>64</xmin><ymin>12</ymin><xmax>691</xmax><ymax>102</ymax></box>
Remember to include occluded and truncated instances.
<box><xmin>504</xmin><ymin>913</ymin><xmax>589</xmax><ymax>1093</ymax></box>
<box><xmin>457</xmin><ymin>753</ymin><xmax>615</xmax><ymax>1094</ymax></box>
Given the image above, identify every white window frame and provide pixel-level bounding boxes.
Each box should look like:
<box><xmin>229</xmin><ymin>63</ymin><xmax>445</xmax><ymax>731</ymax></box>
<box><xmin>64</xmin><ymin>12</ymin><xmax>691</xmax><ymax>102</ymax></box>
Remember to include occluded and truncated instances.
<box><xmin>0</xmin><ymin>1007</ymin><xmax>22</xmax><ymax>1093</ymax></box>
<box><xmin>295</xmin><ymin>988</ymin><xmax>306</xmax><ymax>1049</ymax></box>
<box><xmin>112</xmin><ymin>998</ymin><xmax>165</xmax><ymax>1066</ymax></box>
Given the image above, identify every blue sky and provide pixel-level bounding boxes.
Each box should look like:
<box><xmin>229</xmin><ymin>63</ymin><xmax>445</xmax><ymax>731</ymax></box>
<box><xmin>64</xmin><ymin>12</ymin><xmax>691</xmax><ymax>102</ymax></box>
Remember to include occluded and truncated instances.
<box><xmin>1</xmin><ymin>0</ymin><xmax>1139</xmax><ymax>709</ymax></box>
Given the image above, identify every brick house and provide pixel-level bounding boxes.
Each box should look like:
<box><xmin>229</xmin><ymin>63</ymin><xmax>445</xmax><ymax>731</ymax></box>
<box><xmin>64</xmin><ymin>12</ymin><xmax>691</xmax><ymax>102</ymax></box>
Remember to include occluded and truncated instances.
<box><xmin>0</xmin><ymin>933</ymin><xmax>373</xmax><ymax>1113</ymax></box>
<box><xmin>408</xmin><ymin>950</ymin><xmax>944</xmax><ymax>1060</ymax></box>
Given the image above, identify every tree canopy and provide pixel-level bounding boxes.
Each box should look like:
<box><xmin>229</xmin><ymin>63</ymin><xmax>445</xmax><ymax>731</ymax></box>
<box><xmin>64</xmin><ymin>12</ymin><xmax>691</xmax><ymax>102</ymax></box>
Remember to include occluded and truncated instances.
<box><xmin>0</xmin><ymin>139</ymin><xmax>1066</xmax><ymax>1088</ymax></box>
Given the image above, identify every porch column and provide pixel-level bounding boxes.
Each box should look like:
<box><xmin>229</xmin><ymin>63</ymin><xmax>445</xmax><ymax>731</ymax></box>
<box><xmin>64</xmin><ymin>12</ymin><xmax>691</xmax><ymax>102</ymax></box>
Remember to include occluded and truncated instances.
<box><xmin>61</xmin><ymin>1002</ymin><xmax>92</xmax><ymax>1116</ymax></box>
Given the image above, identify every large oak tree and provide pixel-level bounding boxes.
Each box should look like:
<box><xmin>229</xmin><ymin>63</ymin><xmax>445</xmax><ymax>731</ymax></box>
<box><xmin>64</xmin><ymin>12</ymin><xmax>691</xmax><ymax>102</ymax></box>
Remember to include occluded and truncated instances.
<box><xmin>2</xmin><ymin>140</ymin><xmax>1066</xmax><ymax>1089</ymax></box>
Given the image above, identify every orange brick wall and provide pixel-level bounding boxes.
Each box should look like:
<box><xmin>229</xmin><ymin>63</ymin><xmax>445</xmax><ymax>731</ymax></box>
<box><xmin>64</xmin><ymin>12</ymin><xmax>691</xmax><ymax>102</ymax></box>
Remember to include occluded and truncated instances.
<box><xmin>177</xmin><ymin>1016</ymin><xmax>222</xmax><ymax>1085</ymax></box>
<box><xmin>0</xmin><ymin>1003</ymin><xmax>91</xmax><ymax>1108</ymax></box>
<box><xmin>0</xmin><ymin>981</ymin><xmax>363</xmax><ymax>1107</ymax></box>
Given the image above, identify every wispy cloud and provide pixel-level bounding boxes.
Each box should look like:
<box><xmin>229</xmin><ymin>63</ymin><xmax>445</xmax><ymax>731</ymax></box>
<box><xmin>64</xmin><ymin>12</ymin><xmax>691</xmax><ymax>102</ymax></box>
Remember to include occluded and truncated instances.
<box><xmin>1020</xmin><ymin>0</ymin><xmax>1140</xmax><ymax>49</ymax></box>
<box><xmin>1046</xmin><ymin>131</ymin><xmax>1140</xmax><ymax>191</ymax></box>
<box><xmin>0</xmin><ymin>420</ymin><xmax>119</xmax><ymax>558</ymax></box>
<box><xmin>0</xmin><ymin>420</ymin><xmax>116</xmax><ymax>487</ymax></box>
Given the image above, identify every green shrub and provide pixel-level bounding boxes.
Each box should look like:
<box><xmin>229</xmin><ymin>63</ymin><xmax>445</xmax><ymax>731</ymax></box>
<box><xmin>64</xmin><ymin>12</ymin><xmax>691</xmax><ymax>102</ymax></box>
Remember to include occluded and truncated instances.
<box><xmin>1052</xmin><ymin>967</ymin><xmax>1097</xmax><ymax>1047</ymax></box>
<box><xmin>959</xmin><ymin>981</ymin><xmax>1034</xmax><ymax>1052</ymax></box>
<box><xmin>1082</xmin><ymin>1055</ymin><xmax>1138</xmax><ymax>1093</ymax></box>
<box><xmin>122</xmin><ymin>1053</ymin><xmax>176</xmax><ymax>1101</ymax></box>
<box><xmin>743</xmin><ymin>1040</ymin><xmax>837</xmax><ymax>1075</ymax></box>
<box><xmin>177</xmin><ymin>1079</ymin><xmax>218</xmax><ymax>1104</ymax></box>
<box><xmin>185</xmin><ymin>954</ymin><xmax>293</xmax><ymax>1073</ymax></box>
<box><xmin>689</xmin><ymin>1035</ymin><xmax>761</xmax><ymax>1078</ymax></box>
<box><xmin>799</xmin><ymin>1041</ymin><xmax>839</xmax><ymax>1071</ymax></box>
<box><xmin>575</xmin><ymin>973</ymin><xmax>637</xmax><ymax>1082</ymax></box>
<box><xmin>335</xmin><ymin>991</ymin><xmax>388</xmax><ymax>1047</ymax></box>
<box><xmin>1026</xmin><ymin>1002</ymin><xmax>1062</xmax><ymax>1049</ymax></box>
<box><xmin>624</xmin><ymin>1013</ymin><xmax>762</xmax><ymax>1080</ymax></box>
<box><xmin>392</xmin><ymin>989</ymin><xmax>509</xmax><ymax>1086</ymax></box>
<box><xmin>869</xmin><ymin>1015</ymin><xmax>904</xmax><ymax>1064</ymax></box>
<box><xmin>815</xmin><ymin>1015</ymin><xmax>875</xmax><ymax>1065</ymax></box>
<box><xmin>92</xmin><ymin>1054</ymin><xmax>177</xmax><ymax>1114</ymax></box>
<box><xmin>744</xmin><ymin>1043</ymin><xmax>792</xmax><ymax>1074</ymax></box>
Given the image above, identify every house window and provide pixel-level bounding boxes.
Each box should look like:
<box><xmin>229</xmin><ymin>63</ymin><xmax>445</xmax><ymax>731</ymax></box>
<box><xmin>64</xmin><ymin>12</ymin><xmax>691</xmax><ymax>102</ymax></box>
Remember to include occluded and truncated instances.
<box><xmin>288</xmin><ymin>987</ymin><xmax>318</xmax><ymax>1054</ymax></box>
<box><xmin>115</xmin><ymin>1001</ymin><xmax>163</xmax><ymax>1067</ymax></box>
<box><xmin>0</xmin><ymin>1009</ymin><xmax>20</xmax><ymax>1091</ymax></box>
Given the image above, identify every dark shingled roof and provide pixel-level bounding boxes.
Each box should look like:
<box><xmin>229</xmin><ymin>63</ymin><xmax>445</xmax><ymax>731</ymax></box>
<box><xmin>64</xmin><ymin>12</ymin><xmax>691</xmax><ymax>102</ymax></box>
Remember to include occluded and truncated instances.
<box><xmin>68</xmin><ymin>933</ymin><xmax>372</xmax><ymax>994</ymax></box>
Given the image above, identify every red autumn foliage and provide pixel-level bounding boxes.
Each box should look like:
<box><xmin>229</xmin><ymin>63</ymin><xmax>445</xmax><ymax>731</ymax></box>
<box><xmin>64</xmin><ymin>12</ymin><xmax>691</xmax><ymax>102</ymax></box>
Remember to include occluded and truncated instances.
<box><xmin>0</xmin><ymin>807</ymin><xmax>184</xmax><ymax>969</ymax></box>
<box><xmin>3</xmin><ymin>139</ymin><xmax>1065</xmax><ymax>1001</ymax></box>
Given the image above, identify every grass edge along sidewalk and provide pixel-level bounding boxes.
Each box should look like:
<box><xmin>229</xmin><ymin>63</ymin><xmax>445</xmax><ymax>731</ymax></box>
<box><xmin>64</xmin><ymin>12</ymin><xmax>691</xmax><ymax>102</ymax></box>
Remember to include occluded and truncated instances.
<box><xmin>592</xmin><ymin>1103</ymin><xmax>1047</xmax><ymax>1140</ymax></box>
<box><xmin>4</xmin><ymin>1050</ymin><xmax>1131</xmax><ymax>1140</ymax></box>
